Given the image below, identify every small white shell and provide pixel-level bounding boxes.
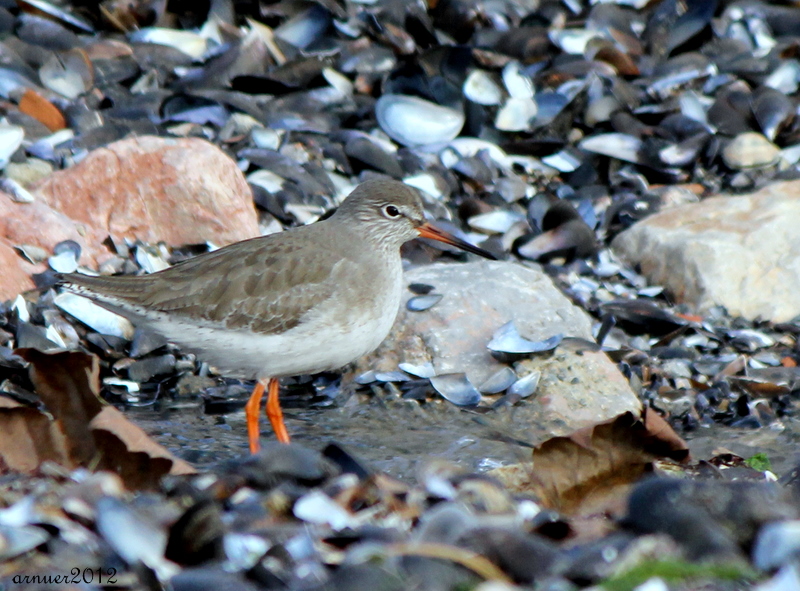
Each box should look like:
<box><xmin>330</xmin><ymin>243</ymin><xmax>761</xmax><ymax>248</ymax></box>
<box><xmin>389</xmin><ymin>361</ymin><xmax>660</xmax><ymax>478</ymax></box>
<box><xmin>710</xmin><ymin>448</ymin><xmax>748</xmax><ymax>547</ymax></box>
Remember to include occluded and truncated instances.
<box><xmin>579</xmin><ymin>133</ymin><xmax>642</xmax><ymax>164</ymax></box>
<box><xmin>495</xmin><ymin>97</ymin><xmax>538</xmax><ymax>132</ymax></box>
<box><xmin>130</xmin><ymin>28</ymin><xmax>210</xmax><ymax>58</ymax></box>
<box><xmin>0</xmin><ymin>125</ymin><xmax>24</xmax><ymax>169</ymax></box>
<box><xmin>376</xmin><ymin>94</ymin><xmax>464</xmax><ymax>147</ymax></box>
<box><xmin>463</xmin><ymin>70</ymin><xmax>504</xmax><ymax>105</ymax></box>
<box><xmin>54</xmin><ymin>292</ymin><xmax>135</xmax><ymax>340</ymax></box>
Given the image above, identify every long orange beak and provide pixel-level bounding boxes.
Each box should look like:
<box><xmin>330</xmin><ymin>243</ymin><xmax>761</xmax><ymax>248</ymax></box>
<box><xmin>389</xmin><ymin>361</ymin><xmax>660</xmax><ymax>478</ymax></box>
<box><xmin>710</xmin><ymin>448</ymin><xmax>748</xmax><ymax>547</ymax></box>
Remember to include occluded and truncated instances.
<box><xmin>417</xmin><ymin>222</ymin><xmax>497</xmax><ymax>260</ymax></box>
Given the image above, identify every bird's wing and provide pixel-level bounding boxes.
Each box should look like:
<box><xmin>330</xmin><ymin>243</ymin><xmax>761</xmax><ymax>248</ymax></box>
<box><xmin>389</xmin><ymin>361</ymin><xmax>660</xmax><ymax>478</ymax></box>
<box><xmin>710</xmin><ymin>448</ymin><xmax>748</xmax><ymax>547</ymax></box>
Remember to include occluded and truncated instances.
<box><xmin>61</xmin><ymin>232</ymin><xmax>347</xmax><ymax>336</ymax></box>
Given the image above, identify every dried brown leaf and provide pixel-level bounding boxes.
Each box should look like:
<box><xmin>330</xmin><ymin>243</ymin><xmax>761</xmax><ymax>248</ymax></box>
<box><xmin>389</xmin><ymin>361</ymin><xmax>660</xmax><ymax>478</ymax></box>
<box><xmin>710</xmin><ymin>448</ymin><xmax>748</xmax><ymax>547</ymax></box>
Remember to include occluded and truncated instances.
<box><xmin>20</xmin><ymin>348</ymin><xmax>102</xmax><ymax>465</ymax></box>
<box><xmin>491</xmin><ymin>409</ymin><xmax>689</xmax><ymax>516</ymax></box>
<box><xmin>91</xmin><ymin>406</ymin><xmax>195</xmax><ymax>485</ymax></box>
<box><xmin>0</xmin><ymin>349</ymin><xmax>196</xmax><ymax>488</ymax></box>
<box><xmin>0</xmin><ymin>398</ymin><xmax>72</xmax><ymax>471</ymax></box>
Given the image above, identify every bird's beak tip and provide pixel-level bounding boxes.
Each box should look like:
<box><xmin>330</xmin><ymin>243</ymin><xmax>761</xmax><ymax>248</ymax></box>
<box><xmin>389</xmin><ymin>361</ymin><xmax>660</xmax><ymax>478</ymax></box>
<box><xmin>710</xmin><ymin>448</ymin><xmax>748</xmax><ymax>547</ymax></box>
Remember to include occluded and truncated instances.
<box><xmin>416</xmin><ymin>223</ymin><xmax>497</xmax><ymax>260</ymax></box>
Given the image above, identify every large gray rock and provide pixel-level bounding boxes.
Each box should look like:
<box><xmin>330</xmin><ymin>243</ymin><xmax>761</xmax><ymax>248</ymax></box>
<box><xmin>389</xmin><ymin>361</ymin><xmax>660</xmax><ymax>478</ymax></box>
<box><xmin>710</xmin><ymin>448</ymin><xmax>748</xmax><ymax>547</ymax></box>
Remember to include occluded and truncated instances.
<box><xmin>612</xmin><ymin>180</ymin><xmax>800</xmax><ymax>322</ymax></box>
<box><xmin>352</xmin><ymin>260</ymin><xmax>641</xmax><ymax>444</ymax></box>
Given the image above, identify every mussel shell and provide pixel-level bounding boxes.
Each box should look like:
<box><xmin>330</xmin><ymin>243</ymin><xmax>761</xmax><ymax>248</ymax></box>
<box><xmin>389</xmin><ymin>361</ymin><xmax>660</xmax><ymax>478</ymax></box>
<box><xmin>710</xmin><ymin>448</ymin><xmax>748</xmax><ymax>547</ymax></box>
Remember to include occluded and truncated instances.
<box><xmin>0</xmin><ymin>125</ymin><xmax>24</xmax><ymax>168</ymax></box>
<box><xmin>429</xmin><ymin>373</ymin><xmax>482</xmax><ymax>406</ymax></box>
<box><xmin>477</xmin><ymin>366</ymin><xmax>517</xmax><ymax>394</ymax></box>
<box><xmin>600</xmin><ymin>300</ymin><xmax>687</xmax><ymax>336</ymax></box>
<box><xmin>398</xmin><ymin>362</ymin><xmax>436</xmax><ymax>379</ymax></box>
<box><xmin>54</xmin><ymin>292</ymin><xmax>135</xmax><ymax>340</ymax></box>
<box><xmin>407</xmin><ymin>294</ymin><xmax>443</xmax><ymax>312</ymax></box>
<box><xmin>463</xmin><ymin>69</ymin><xmax>504</xmax><ymax>106</ymax></box>
<box><xmin>579</xmin><ymin>133</ymin><xmax>642</xmax><ymax>164</ymax></box>
<box><xmin>376</xmin><ymin>94</ymin><xmax>465</xmax><ymax>147</ymax></box>
<box><xmin>0</xmin><ymin>524</ymin><xmax>51</xmax><ymax>561</ymax></box>
<box><xmin>487</xmin><ymin>322</ymin><xmax>563</xmax><ymax>354</ymax></box>
<box><xmin>508</xmin><ymin>371</ymin><xmax>540</xmax><ymax>398</ymax></box>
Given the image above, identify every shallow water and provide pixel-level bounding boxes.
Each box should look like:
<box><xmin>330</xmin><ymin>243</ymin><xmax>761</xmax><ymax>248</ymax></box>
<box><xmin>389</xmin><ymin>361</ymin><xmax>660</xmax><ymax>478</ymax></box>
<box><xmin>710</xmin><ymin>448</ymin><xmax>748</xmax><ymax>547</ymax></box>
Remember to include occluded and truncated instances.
<box><xmin>129</xmin><ymin>390</ymin><xmax>800</xmax><ymax>481</ymax></box>
<box><xmin>129</xmin><ymin>394</ymin><xmax>530</xmax><ymax>481</ymax></box>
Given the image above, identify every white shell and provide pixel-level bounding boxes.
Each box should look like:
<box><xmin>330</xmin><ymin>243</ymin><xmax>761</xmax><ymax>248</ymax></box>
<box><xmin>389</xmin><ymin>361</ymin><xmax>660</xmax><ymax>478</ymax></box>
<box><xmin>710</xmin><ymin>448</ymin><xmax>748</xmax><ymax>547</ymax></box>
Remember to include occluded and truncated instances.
<box><xmin>39</xmin><ymin>52</ymin><xmax>91</xmax><ymax>99</ymax></box>
<box><xmin>96</xmin><ymin>497</ymin><xmax>178</xmax><ymax>581</ymax></box>
<box><xmin>542</xmin><ymin>150</ymin><xmax>582</xmax><ymax>172</ymax></box>
<box><xmin>223</xmin><ymin>533</ymin><xmax>271</xmax><ymax>571</ymax></box>
<box><xmin>679</xmin><ymin>91</ymin><xmax>712</xmax><ymax>129</ymax></box>
<box><xmin>478</xmin><ymin>367</ymin><xmax>517</xmax><ymax>394</ymax></box>
<box><xmin>399</xmin><ymin>362</ymin><xmax>436</xmax><ymax>379</ymax></box>
<box><xmin>48</xmin><ymin>250</ymin><xmax>79</xmax><ymax>273</ymax></box>
<box><xmin>0</xmin><ymin>178</ymin><xmax>34</xmax><ymax>202</ymax></box>
<box><xmin>54</xmin><ymin>292</ymin><xmax>135</xmax><ymax>340</ymax></box>
<box><xmin>447</xmin><ymin>138</ymin><xmax>508</xmax><ymax>164</ymax></box>
<box><xmin>502</xmin><ymin>61</ymin><xmax>534</xmax><ymax>99</ymax></box>
<box><xmin>0</xmin><ymin>69</ymin><xmax>34</xmax><ymax>100</ymax></box>
<box><xmin>404</xmin><ymin>172</ymin><xmax>447</xmax><ymax>199</ymax></box>
<box><xmin>323</xmin><ymin>67</ymin><xmax>353</xmax><ymax>96</ymax></box>
<box><xmin>429</xmin><ymin>374</ymin><xmax>482</xmax><ymax>406</ymax></box>
<box><xmin>579</xmin><ymin>133</ymin><xmax>642</xmax><ymax>164</ymax></box>
<box><xmin>247</xmin><ymin>169</ymin><xmax>286</xmax><ymax>193</ymax></box>
<box><xmin>251</xmin><ymin>128</ymin><xmax>283</xmax><ymax>150</ymax></box>
<box><xmin>294</xmin><ymin>491</ymin><xmax>354</xmax><ymax>529</ymax></box>
<box><xmin>12</xmin><ymin>295</ymin><xmax>29</xmax><ymax>322</ymax></box>
<box><xmin>548</xmin><ymin>29</ymin><xmax>602</xmax><ymax>54</ymax></box>
<box><xmin>495</xmin><ymin>97</ymin><xmax>538</xmax><ymax>132</ymax></box>
<box><xmin>129</xmin><ymin>28</ymin><xmax>210</xmax><ymax>59</ymax></box>
<box><xmin>509</xmin><ymin>371</ymin><xmax>541</xmax><ymax>398</ymax></box>
<box><xmin>468</xmin><ymin>210</ymin><xmax>526</xmax><ymax>234</ymax></box>
<box><xmin>0</xmin><ymin>125</ymin><xmax>24</xmax><ymax>169</ymax></box>
<box><xmin>135</xmin><ymin>246</ymin><xmax>170</xmax><ymax>274</ymax></box>
<box><xmin>376</xmin><ymin>94</ymin><xmax>464</xmax><ymax>147</ymax></box>
<box><xmin>765</xmin><ymin>60</ymin><xmax>800</xmax><ymax>94</ymax></box>
<box><xmin>463</xmin><ymin>70</ymin><xmax>504</xmax><ymax>105</ymax></box>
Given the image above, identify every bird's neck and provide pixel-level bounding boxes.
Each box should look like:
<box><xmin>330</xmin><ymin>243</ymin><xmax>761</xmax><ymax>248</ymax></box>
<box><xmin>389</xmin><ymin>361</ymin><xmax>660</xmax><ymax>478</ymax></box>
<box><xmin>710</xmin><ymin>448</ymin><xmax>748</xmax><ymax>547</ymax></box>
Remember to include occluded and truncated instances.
<box><xmin>328</xmin><ymin>216</ymin><xmax>400</xmax><ymax>255</ymax></box>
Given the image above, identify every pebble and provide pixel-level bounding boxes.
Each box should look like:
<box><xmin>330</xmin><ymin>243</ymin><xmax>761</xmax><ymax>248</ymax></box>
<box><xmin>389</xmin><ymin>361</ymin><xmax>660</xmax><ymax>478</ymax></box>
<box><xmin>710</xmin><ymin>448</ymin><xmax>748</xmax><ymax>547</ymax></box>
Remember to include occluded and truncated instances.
<box><xmin>722</xmin><ymin>132</ymin><xmax>780</xmax><ymax>169</ymax></box>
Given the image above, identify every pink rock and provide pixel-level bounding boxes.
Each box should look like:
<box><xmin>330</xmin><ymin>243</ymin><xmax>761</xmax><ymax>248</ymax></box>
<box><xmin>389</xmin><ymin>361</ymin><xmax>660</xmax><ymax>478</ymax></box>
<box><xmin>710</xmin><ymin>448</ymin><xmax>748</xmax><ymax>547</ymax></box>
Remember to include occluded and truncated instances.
<box><xmin>0</xmin><ymin>194</ymin><xmax>86</xmax><ymax>302</ymax></box>
<box><xmin>0</xmin><ymin>236</ymin><xmax>38</xmax><ymax>300</ymax></box>
<box><xmin>33</xmin><ymin>136</ymin><xmax>259</xmax><ymax>262</ymax></box>
<box><xmin>0</xmin><ymin>196</ymin><xmax>90</xmax><ymax>259</ymax></box>
<box><xmin>0</xmin><ymin>136</ymin><xmax>259</xmax><ymax>301</ymax></box>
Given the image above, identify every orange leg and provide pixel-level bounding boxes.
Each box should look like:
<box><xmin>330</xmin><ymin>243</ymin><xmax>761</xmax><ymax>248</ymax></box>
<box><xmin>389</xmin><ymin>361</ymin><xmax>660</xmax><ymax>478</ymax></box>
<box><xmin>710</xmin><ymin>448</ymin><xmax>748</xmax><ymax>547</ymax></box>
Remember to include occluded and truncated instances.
<box><xmin>245</xmin><ymin>380</ymin><xmax>266</xmax><ymax>454</ymax></box>
<box><xmin>266</xmin><ymin>377</ymin><xmax>290</xmax><ymax>444</ymax></box>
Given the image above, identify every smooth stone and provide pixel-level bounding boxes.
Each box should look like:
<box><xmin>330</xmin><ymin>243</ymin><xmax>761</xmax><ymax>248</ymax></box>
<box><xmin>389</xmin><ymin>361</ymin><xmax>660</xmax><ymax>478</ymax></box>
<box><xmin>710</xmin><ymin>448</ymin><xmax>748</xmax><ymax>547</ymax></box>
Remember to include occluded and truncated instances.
<box><xmin>5</xmin><ymin>158</ymin><xmax>53</xmax><ymax>187</ymax></box>
<box><xmin>33</xmin><ymin>136</ymin><xmax>259</xmax><ymax>253</ymax></box>
<box><xmin>722</xmin><ymin>132</ymin><xmax>779</xmax><ymax>169</ymax></box>
<box><xmin>352</xmin><ymin>261</ymin><xmax>641</xmax><ymax>443</ymax></box>
<box><xmin>0</xmin><ymin>136</ymin><xmax>259</xmax><ymax>302</ymax></box>
<box><xmin>612</xmin><ymin>180</ymin><xmax>800</xmax><ymax>322</ymax></box>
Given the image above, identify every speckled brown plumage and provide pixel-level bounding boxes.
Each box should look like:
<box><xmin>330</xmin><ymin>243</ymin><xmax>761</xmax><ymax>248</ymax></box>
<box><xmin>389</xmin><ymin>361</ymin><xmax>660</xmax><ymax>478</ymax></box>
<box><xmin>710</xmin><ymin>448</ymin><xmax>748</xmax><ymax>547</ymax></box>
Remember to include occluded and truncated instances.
<box><xmin>61</xmin><ymin>179</ymin><xmax>427</xmax><ymax>340</ymax></box>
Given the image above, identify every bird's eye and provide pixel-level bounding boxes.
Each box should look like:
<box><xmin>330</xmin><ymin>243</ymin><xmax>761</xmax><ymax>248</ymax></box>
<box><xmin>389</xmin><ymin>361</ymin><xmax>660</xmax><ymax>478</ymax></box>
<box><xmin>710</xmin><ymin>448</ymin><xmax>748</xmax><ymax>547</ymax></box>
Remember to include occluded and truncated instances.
<box><xmin>383</xmin><ymin>205</ymin><xmax>401</xmax><ymax>218</ymax></box>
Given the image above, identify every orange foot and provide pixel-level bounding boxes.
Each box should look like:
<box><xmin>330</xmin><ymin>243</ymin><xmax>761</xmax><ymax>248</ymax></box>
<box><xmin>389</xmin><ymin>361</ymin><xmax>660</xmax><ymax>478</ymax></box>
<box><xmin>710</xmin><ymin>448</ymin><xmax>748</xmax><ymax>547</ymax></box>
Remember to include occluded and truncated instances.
<box><xmin>245</xmin><ymin>378</ymin><xmax>290</xmax><ymax>454</ymax></box>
